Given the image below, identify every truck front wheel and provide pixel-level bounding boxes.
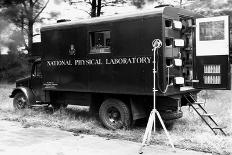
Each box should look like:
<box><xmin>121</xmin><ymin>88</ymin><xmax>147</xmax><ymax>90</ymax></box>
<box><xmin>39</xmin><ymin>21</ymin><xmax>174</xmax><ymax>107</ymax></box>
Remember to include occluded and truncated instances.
<box><xmin>13</xmin><ymin>92</ymin><xmax>29</xmax><ymax>110</ymax></box>
<box><xmin>99</xmin><ymin>98</ymin><xmax>131</xmax><ymax>130</ymax></box>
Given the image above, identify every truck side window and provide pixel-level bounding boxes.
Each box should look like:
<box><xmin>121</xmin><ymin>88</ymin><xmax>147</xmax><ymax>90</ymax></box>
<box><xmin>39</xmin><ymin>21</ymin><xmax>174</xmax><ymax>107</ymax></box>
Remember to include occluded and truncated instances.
<box><xmin>89</xmin><ymin>31</ymin><xmax>111</xmax><ymax>54</ymax></box>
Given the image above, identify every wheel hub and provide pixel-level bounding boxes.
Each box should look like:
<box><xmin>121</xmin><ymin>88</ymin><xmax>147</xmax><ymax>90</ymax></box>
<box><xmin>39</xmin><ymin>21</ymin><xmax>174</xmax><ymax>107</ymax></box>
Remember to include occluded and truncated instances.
<box><xmin>17</xmin><ymin>97</ymin><xmax>26</xmax><ymax>108</ymax></box>
<box><xmin>107</xmin><ymin>107</ymin><xmax>121</xmax><ymax>123</ymax></box>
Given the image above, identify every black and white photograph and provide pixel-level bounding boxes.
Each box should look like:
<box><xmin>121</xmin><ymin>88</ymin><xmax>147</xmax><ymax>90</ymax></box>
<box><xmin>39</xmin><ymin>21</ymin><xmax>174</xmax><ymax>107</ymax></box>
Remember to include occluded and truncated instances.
<box><xmin>0</xmin><ymin>0</ymin><xmax>231</xmax><ymax>154</ymax></box>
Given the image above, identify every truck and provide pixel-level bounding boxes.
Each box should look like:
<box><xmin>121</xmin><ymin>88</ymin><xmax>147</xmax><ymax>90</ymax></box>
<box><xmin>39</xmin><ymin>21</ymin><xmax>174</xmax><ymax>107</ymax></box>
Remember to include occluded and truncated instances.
<box><xmin>10</xmin><ymin>6</ymin><xmax>231</xmax><ymax>130</ymax></box>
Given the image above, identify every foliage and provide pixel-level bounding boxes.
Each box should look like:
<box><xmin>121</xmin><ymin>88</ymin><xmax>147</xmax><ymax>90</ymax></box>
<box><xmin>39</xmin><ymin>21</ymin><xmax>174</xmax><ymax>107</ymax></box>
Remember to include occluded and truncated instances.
<box><xmin>64</xmin><ymin>0</ymin><xmax>127</xmax><ymax>17</ymax></box>
<box><xmin>184</xmin><ymin>0</ymin><xmax>232</xmax><ymax>16</ymax></box>
<box><xmin>132</xmin><ymin>0</ymin><xmax>155</xmax><ymax>8</ymax></box>
<box><xmin>64</xmin><ymin>0</ymin><xmax>158</xmax><ymax>17</ymax></box>
<box><xmin>64</xmin><ymin>0</ymin><xmax>232</xmax><ymax>18</ymax></box>
<box><xmin>0</xmin><ymin>0</ymin><xmax>48</xmax><ymax>83</ymax></box>
<box><xmin>0</xmin><ymin>53</ymin><xmax>30</xmax><ymax>83</ymax></box>
<box><xmin>0</xmin><ymin>18</ymin><xmax>30</xmax><ymax>83</ymax></box>
<box><xmin>0</xmin><ymin>0</ymin><xmax>49</xmax><ymax>55</ymax></box>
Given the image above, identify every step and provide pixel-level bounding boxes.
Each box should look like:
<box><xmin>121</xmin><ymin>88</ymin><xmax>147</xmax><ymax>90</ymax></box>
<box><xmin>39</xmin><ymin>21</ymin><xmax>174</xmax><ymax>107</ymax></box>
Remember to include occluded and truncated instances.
<box><xmin>212</xmin><ymin>126</ymin><xmax>226</xmax><ymax>129</ymax></box>
<box><xmin>191</xmin><ymin>102</ymin><xmax>205</xmax><ymax>105</ymax></box>
<box><xmin>201</xmin><ymin>113</ymin><xmax>216</xmax><ymax>117</ymax></box>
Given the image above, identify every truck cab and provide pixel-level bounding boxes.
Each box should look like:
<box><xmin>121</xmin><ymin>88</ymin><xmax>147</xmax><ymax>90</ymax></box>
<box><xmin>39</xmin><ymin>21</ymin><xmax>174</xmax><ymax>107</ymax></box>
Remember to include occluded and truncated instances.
<box><xmin>10</xmin><ymin>58</ymin><xmax>43</xmax><ymax>109</ymax></box>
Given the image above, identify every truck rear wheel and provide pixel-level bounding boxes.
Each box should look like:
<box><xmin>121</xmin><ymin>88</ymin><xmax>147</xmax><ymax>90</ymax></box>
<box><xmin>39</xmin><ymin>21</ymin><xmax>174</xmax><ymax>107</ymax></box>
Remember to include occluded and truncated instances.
<box><xmin>13</xmin><ymin>92</ymin><xmax>29</xmax><ymax>110</ymax></box>
<box><xmin>99</xmin><ymin>98</ymin><xmax>131</xmax><ymax>130</ymax></box>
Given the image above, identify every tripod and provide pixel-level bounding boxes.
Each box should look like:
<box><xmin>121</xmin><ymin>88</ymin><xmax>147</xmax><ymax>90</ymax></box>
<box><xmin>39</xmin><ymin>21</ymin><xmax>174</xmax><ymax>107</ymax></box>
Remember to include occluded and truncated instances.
<box><xmin>138</xmin><ymin>39</ymin><xmax>175</xmax><ymax>154</ymax></box>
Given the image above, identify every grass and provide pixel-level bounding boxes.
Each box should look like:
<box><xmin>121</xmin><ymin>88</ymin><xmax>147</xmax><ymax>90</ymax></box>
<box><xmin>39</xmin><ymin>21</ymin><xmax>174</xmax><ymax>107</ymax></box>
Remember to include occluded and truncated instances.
<box><xmin>0</xmin><ymin>83</ymin><xmax>232</xmax><ymax>154</ymax></box>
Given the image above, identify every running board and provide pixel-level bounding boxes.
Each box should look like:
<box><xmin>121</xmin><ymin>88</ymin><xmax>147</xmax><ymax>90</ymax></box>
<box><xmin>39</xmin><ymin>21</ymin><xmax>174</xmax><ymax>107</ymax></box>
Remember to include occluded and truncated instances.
<box><xmin>183</xmin><ymin>93</ymin><xmax>226</xmax><ymax>136</ymax></box>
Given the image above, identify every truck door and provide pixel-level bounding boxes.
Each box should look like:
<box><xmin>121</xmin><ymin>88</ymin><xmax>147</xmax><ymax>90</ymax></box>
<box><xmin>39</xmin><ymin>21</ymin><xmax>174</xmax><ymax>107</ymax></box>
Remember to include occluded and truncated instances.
<box><xmin>194</xmin><ymin>16</ymin><xmax>231</xmax><ymax>89</ymax></box>
<box><xmin>30</xmin><ymin>61</ymin><xmax>44</xmax><ymax>102</ymax></box>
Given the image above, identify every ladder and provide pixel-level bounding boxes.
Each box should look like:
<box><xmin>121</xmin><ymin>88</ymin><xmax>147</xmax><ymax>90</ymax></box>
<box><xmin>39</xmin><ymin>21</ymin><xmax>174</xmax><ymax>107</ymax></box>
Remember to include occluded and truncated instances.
<box><xmin>183</xmin><ymin>93</ymin><xmax>226</xmax><ymax>136</ymax></box>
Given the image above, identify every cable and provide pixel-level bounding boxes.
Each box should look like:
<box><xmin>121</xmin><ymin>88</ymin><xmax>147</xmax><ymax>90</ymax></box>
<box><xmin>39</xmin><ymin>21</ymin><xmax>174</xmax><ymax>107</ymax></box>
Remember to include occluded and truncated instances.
<box><xmin>152</xmin><ymin>39</ymin><xmax>172</xmax><ymax>94</ymax></box>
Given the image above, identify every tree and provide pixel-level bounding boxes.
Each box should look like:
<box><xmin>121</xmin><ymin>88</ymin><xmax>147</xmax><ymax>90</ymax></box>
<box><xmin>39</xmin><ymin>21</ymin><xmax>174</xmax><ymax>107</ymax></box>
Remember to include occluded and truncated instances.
<box><xmin>65</xmin><ymin>0</ymin><xmax>192</xmax><ymax>18</ymax></box>
<box><xmin>0</xmin><ymin>0</ymin><xmax>50</xmax><ymax>55</ymax></box>
<box><xmin>64</xmin><ymin>0</ymin><xmax>134</xmax><ymax>17</ymax></box>
<box><xmin>185</xmin><ymin>0</ymin><xmax>231</xmax><ymax>15</ymax></box>
<box><xmin>0</xmin><ymin>19</ymin><xmax>30</xmax><ymax>82</ymax></box>
<box><xmin>0</xmin><ymin>19</ymin><xmax>10</xmax><ymax>51</ymax></box>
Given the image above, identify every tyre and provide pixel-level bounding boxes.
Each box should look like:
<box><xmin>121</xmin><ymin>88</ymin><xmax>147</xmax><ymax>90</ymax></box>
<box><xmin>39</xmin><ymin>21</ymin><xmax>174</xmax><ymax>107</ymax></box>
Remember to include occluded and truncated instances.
<box><xmin>13</xmin><ymin>92</ymin><xmax>29</xmax><ymax>110</ymax></box>
<box><xmin>160</xmin><ymin>110</ymin><xmax>183</xmax><ymax>121</ymax></box>
<box><xmin>99</xmin><ymin>98</ymin><xmax>131</xmax><ymax>130</ymax></box>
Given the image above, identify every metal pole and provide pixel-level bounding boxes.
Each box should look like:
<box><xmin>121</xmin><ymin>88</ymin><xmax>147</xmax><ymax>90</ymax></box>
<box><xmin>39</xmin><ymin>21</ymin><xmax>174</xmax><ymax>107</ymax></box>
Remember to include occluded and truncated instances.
<box><xmin>152</xmin><ymin>39</ymin><xmax>162</xmax><ymax>134</ymax></box>
<box><xmin>153</xmin><ymin>44</ymin><xmax>156</xmax><ymax>133</ymax></box>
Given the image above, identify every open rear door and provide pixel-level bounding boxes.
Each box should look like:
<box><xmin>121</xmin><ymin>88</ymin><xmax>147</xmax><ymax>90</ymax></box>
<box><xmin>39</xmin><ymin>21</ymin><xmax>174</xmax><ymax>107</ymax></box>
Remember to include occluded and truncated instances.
<box><xmin>194</xmin><ymin>16</ymin><xmax>231</xmax><ymax>90</ymax></box>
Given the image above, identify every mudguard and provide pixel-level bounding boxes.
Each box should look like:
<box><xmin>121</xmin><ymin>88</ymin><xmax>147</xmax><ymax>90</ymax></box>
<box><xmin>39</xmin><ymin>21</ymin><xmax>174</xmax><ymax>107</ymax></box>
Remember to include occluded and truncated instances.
<box><xmin>130</xmin><ymin>98</ymin><xmax>146</xmax><ymax>120</ymax></box>
<box><xmin>9</xmin><ymin>87</ymin><xmax>36</xmax><ymax>105</ymax></box>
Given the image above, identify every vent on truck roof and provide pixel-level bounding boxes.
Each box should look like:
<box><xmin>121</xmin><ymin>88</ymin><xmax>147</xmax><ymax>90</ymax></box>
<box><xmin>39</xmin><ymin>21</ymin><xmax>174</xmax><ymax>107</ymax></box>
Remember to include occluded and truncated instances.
<box><xmin>154</xmin><ymin>4</ymin><xmax>174</xmax><ymax>8</ymax></box>
<box><xmin>57</xmin><ymin>19</ymin><xmax>71</xmax><ymax>23</ymax></box>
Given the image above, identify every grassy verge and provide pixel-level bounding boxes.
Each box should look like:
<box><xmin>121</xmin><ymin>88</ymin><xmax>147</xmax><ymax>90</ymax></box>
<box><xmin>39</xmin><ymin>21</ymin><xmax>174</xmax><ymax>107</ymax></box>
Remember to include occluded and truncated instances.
<box><xmin>0</xmin><ymin>83</ymin><xmax>232</xmax><ymax>155</ymax></box>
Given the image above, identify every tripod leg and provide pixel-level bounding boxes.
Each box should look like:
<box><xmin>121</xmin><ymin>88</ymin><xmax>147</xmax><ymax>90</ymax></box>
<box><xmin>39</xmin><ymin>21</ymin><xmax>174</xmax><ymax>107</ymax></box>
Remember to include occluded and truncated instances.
<box><xmin>138</xmin><ymin>110</ymin><xmax>155</xmax><ymax>154</ymax></box>
<box><xmin>153</xmin><ymin>110</ymin><xmax>156</xmax><ymax>133</ymax></box>
<box><xmin>147</xmin><ymin>110</ymin><xmax>155</xmax><ymax>144</ymax></box>
<box><xmin>155</xmin><ymin>110</ymin><xmax>176</xmax><ymax>151</ymax></box>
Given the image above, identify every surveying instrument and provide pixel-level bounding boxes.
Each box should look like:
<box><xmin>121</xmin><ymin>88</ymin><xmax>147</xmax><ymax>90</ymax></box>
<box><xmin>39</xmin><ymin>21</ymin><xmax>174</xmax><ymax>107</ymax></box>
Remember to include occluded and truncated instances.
<box><xmin>138</xmin><ymin>39</ymin><xmax>176</xmax><ymax>154</ymax></box>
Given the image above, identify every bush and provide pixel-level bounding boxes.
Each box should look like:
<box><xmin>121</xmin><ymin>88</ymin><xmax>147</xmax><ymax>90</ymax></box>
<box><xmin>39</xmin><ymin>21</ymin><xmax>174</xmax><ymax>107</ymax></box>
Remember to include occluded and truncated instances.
<box><xmin>0</xmin><ymin>53</ymin><xmax>30</xmax><ymax>83</ymax></box>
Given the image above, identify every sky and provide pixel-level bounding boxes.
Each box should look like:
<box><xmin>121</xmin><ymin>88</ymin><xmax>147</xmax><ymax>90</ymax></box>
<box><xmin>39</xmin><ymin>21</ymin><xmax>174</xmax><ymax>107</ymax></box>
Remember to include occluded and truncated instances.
<box><xmin>42</xmin><ymin>0</ymin><xmax>137</xmax><ymax>22</ymax></box>
<box><xmin>41</xmin><ymin>0</ymin><xmax>191</xmax><ymax>21</ymax></box>
<box><xmin>41</xmin><ymin>0</ymin><xmax>219</xmax><ymax>24</ymax></box>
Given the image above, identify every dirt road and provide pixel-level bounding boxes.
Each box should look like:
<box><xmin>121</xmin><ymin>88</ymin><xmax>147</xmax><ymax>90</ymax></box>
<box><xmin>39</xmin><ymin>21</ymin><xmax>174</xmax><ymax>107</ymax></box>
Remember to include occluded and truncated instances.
<box><xmin>0</xmin><ymin>119</ymin><xmax>211</xmax><ymax>155</ymax></box>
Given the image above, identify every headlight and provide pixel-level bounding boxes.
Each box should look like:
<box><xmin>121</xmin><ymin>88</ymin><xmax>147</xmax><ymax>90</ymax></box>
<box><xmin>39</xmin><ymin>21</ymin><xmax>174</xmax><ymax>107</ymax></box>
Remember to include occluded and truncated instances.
<box><xmin>175</xmin><ymin>77</ymin><xmax>184</xmax><ymax>85</ymax></box>
<box><xmin>173</xmin><ymin>21</ymin><xmax>182</xmax><ymax>29</ymax></box>
<box><xmin>174</xmin><ymin>39</ymin><xmax>185</xmax><ymax>47</ymax></box>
